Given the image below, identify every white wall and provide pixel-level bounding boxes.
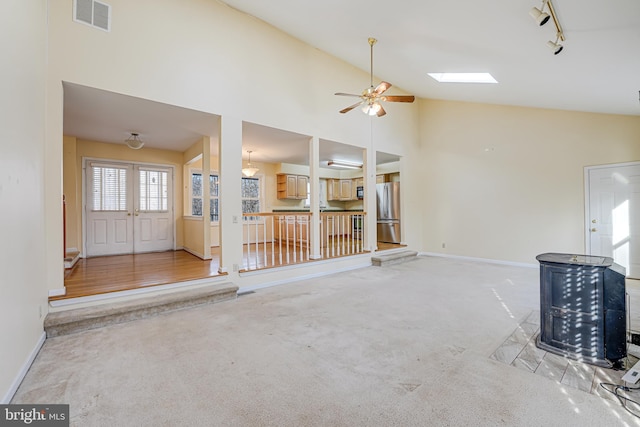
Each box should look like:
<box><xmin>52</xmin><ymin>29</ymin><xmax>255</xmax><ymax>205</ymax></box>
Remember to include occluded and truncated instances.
<box><xmin>419</xmin><ymin>99</ymin><xmax>640</xmax><ymax>264</ymax></box>
<box><xmin>0</xmin><ymin>0</ymin><xmax>48</xmax><ymax>402</ymax></box>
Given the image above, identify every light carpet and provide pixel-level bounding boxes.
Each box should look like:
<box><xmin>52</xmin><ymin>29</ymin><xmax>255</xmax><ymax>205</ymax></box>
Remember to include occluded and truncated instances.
<box><xmin>12</xmin><ymin>256</ymin><xmax>640</xmax><ymax>426</ymax></box>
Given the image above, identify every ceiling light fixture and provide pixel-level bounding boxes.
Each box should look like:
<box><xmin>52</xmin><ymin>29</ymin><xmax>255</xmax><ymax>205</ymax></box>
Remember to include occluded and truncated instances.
<box><xmin>530</xmin><ymin>0</ymin><xmax>566</xmax><ymax>54</ymax></box>
<box><xmin>362</xmin><ymin>101</ymin><xmax>382</xmax><ymax>116</ymax></box>
<box><xmin>242</xmin><ymin>150</ymin><xmax>259</xmax><ymax>177</ymax></box>
<box><xmin>547</xmin><ymin>34</ymin><xmax>563</xmax><ymax>55</ymax></box>
<box><xmin>529</xmin><ymin>1</ymin><xmax>550</xmax><ymax>26</ymax></box>
<box><xmin>327</xmin><ymin>160</ymin><xmax>363</xmax><ymax>170</ymax></box>
<box><xmin>125</xmin><ymin>132</ymin><xmax>144</xmax><ymax>150</ymax></box>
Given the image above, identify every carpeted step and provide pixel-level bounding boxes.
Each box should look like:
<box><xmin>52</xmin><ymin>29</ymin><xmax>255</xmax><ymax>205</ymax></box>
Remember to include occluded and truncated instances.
<box><xmin>371</xmin><ymin>250</ymin><xmax>418</xmax><ymax>267</ymax></box>
<box><xmin>44</xmin><ymin>282</ymin><xmax>238</xmax><ymax>337</ymax></box>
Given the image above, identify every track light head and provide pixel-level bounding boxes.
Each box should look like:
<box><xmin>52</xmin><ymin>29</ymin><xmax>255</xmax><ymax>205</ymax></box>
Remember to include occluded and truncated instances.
<box><xmin>547</xmin><ymin>39</ymin><xmax>563</xmax><ymax>55</ymax></box>
<box><xmin>529</xmin><ymin>6</ymin><xmax>551</xmax><ymax>26</ymax></box>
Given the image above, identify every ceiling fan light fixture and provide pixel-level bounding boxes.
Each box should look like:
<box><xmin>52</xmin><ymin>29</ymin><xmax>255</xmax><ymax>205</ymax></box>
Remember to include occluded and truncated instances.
<box><xmin>125</xmin><ymin>132</ymin><xmax>144</xmax><ymax>150</ymax></box>
<box><xmin>242</xmin><ymin>150</ymin><xmax>259</xmax><ymax>177</ymax></box>
<box><xmin>362</xmin><ymin>102</ymin><xmax>382</xmax><ymax>116</ymax></box>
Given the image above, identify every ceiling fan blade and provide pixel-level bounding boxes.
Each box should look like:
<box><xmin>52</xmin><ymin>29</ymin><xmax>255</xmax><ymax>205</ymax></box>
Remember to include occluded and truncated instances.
<box><xmin>374</xmin><ymin>81</ymin><xmax>392</xmax><ymax>95</ymax></box>
<box><xmin>339</xmin><ymin>101</ymin><xmax>364</xmax><ymax>114</ymax></box>
<box><xmin>382</xmin><ymin>95</ymin><xmax>415</xmax><ymax>103</ymax></box>
<box><xmin>376</xmin><ymin>104</ymin><xmax>387</xmax><ymax>117</ymax></box>
<box><xmin>335</xmin><ymin>92</ymin><xmax>362</xmax><ymax>97</ymax></box>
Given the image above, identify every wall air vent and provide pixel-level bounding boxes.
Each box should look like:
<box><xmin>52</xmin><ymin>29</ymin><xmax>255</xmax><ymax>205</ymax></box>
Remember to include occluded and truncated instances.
<box><xmin>74</xmin><ymin>0</ymin><xmax>111</xmax><ymax>32</ymax></box>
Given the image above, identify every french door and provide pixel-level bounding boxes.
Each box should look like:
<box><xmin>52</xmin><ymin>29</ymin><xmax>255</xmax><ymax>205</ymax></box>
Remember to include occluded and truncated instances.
<box><xmin>85</xmin><ymin>160</ymin><xmax>174</xmax><ymax>257</ymax></box>
<box><xmin>586</xmin><ymin>162</ymin><xmax>640</xmax><ymax>279</ymax></box>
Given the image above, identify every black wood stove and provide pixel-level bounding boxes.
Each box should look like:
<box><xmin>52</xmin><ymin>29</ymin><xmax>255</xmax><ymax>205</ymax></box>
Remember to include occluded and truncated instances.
<box><xmin>536</xmin><ymin>253</ymin><xmax>626</xmax><ymax>368</ymax></box>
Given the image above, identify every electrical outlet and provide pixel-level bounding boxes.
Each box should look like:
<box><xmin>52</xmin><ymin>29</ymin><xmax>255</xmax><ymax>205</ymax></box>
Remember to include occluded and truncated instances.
<box><xmin>442</xmin><ymin>243</ymin><xmax>446</xmax><ymax>249</ymax></box>
<box><xmin>233</xmin><ymin>263</ymin><xmax>239</xmax><ymax>272</ymax></box>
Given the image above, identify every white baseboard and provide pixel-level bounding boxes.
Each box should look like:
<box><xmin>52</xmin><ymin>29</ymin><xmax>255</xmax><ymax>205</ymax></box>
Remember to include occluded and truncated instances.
<box><xmin>419</xmin><ymin>252</ymin><xmax>538</xmax><ymax>269</ymax></box>
<box><xmin>2</xmin><ymin>332</ymin><xmax>46</xmax><ymax>404</ymax></box>
<box><xmin>238</xmin><ymin>259</ymin><xmax>372</xmax><ymax>293</ymax></box>
<box><xmin>182</xmin><ymin>247</ymin><xmax>210</xmax><ymax>260</ymax></box>
<box><xmin>48</xmin><ymin>288</ymin><xmax>66</xmax><ymax>297</ymax></box>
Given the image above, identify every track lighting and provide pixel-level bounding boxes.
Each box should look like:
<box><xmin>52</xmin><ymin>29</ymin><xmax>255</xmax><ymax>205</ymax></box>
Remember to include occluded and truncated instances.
<box><xmin>530</xmin><ymin>0</ymin><xmax>565</xmax><ymax>54</ymax></box>
<box><xmin>529</xmin><ymin>2</ymin><xmax>550</xmax><ymax>26</ymax></box>
<box><xmin>547</xmin><ymin>35</ymin><xmax>563</xmax><ymax>55</ymax></box>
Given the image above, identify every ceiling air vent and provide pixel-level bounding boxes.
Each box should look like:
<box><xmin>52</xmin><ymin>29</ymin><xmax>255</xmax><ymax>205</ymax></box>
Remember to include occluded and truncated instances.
<box><xmin>74</xmin><ymin>0</ymin><xmax>111</xmax><ymax>32</ymax></box>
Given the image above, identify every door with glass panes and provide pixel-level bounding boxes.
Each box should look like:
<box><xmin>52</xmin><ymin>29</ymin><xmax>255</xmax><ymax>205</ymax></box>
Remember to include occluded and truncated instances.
<box><xmin>85</xmin><ymin>161</ymin><xmax>174</xmax><ymax>257</ymax></box>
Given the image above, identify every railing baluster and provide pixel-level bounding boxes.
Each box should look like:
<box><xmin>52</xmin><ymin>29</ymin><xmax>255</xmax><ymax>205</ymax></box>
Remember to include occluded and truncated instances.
<box><xmin>240</xmin><ymin>211</ymin><xmax>365</xmax><ymax>271</ymax></box>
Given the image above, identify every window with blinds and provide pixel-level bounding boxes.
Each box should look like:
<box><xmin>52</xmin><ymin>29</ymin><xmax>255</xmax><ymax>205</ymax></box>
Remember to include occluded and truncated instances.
<box><xmin>241</xmin><ymin>177</ymin><xmax>260</xmax><ymax>215</ymax></box>
<box><xmin>139</xmin><ymin>169</ymin><xmax>168</xmax><ymax>212</ymax></box>
<box><xmin>91</xmin><ymin>165</ymin><xmax>128</xmax><ymax>211</ymax></box>
<box><xmin>191</xmin><ymin>173</ymin><xmax>218</xmax><ymax>221</ymax></box>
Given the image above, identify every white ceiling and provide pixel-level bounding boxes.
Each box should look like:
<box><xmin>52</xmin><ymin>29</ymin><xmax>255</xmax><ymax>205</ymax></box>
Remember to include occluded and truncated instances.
<box><xmin>221</xmin><ymin>0</ymin><xmax>640</xmax><ymax>116</ymax></box>
<box><xmin>64</xmin><ymin>83</ymin><xmax>396</xmax><ymax>166</ymax></box>
<box><xmin>64</xmin><ymin>1</ymin><xmax>640</xmax><ymax>167</ymax></box>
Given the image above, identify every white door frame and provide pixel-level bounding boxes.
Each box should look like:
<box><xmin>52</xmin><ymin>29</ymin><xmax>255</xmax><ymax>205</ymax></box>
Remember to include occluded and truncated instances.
<box><xmin>82</xmin><ymin>157</ymin><xmax>176</xmax><ymax>257</ymax></box>
<box><xmin>584</xmin><ymin>160</ymin><xmax>640</xmax><ymax>255</ymax></box>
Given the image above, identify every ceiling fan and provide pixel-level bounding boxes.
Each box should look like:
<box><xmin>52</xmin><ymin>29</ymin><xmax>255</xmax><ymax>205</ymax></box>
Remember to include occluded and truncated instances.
<box><xmin>335</xmin><ymin>37</ymin><xmax>415</xmax><ymax>117</ymax></box>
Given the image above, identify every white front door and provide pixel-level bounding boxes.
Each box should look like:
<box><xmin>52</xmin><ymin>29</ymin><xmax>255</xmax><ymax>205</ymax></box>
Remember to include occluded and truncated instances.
<box><xmin>133</xmin><ymin>165</ymin><xmax>174</xmax><ymax>253</ymax></box>
<box><xmin>587</xmin><ymin>163</ymin><xmax>640</xmax><ymax>278</ymax></box>
<box><xmin>85</xmin><ymin>161</ymin><xmax>174</xmax><ymax>257</ymax></box>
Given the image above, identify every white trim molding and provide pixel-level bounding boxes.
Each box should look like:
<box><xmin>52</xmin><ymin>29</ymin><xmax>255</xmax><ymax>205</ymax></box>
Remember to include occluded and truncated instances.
<box><xmin>419</xmin><ymin>252</ymin><xmax>538</xmax><ymax>269</ymax></box>
<box><xmin>2</xmin><ymin>332</ymin><xmax>46</xmax><ymax>404</ymax></box>
<box><xmin>48</xmin><ymin>288</ymin><xmax>66</xmax><ymax>298</ymax></box>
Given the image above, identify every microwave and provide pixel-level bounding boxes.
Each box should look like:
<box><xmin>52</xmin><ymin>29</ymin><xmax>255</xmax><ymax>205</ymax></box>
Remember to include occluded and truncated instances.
<box><xmin>356</xmin><ymin>186</ymin><xmax>364</xmax><ymax>199</ymax></box>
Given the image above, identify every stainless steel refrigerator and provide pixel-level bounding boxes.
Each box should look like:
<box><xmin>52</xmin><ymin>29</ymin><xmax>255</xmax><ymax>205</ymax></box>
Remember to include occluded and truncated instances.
<box><xmin>376</xmin><ymin>182</ymin><xmax>401</xmax><ymax>243</ymax></box>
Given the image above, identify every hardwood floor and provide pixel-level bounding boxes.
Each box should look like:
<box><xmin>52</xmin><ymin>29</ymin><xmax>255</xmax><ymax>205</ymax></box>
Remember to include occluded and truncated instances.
<box><xmin>57</xmin><ymin>241</ymin><xmax>399</xmax><ymax>301</ymax></box>
<box><xmin>376</xmin><ymin>241</ymin><xmax>406</xmax><ymax>251</ymax></box>
<box><xmin>57</xmin><ymin>250</ymin><xmax>222</xmax><ymax>301</ymax></box>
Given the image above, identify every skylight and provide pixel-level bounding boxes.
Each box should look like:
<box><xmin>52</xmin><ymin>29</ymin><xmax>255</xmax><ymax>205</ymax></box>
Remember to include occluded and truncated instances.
<box><xmin>428</xmin><ymin>73</ymin><xmax>498</xmax><ymax>84</ymax></box>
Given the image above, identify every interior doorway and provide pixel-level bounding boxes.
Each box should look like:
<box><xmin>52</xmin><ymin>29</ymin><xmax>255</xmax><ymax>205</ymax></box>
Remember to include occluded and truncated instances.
<box><xmin>84</xmin><ymin>159</ymin><xmax>174</xmax><ymax>257</ymax></box>
<box><xmin>586</xmin><ymin>162</ymin><xmax>640</xmax><ymax>279</ymax></box>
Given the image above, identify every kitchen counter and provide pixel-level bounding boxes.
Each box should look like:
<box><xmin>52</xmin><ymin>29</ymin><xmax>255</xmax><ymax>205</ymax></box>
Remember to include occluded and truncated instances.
<box><xmin>272</xmin><ymin>209</ymin><xmax>364</xmax><ymax>213</ymax></box>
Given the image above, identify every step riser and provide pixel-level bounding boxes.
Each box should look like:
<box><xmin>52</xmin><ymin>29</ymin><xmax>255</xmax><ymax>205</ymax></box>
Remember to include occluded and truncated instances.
<box><xmin>371</xmin><ymin>250</ymin><xmax>418</xmax><ymax>267</ymax></box>
<box><xmin>372</xmin><ymin>256</ymin><xmax>417</xmax><ymax>267</ymax></box>
<box><xmin>45</xmin><ymin>286</ymin><xmax>237</xmax><ymax>338</ymax></box>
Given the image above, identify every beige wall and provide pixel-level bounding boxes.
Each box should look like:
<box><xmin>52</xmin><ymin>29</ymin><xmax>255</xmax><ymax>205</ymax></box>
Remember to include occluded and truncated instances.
<box><xmin>63</xmin><ymin>138</ymin><xmax>186</xmax><ymax>252</ymax></box>
<box><xmin>419</xmin><ymin>99</ymin><xmax>640</xmax><ymax>263</ymax></box>
<box><xmin>1</xmin><ymin>0</ymin><xmax>48</xmax><ymax>403</ymax></box>
<box><xmin>45</xmin><ymin>0</ymin><xmax>419</xmax><ymax>289</ymax></box>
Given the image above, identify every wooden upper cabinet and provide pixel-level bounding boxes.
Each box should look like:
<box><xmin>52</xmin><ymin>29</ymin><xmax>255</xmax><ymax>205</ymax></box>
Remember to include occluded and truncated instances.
<box><xmin>277</xmin><ymin>174</ymin><xmax>308</xmax><ymax>200</ymax></box>
<box><xmin>340</xmin><ymin>179</ymin><xmax>352</xmax><ymax>200</ymax></box>
<box><xmin>296</xmin><ymin>175</ymin><xmax>308</xmax><ymax>199</ymax></box>
<box><xmin>327</xmin><ymin>178</ymin><xmax>355</xmax><ymax>201</ymax></box>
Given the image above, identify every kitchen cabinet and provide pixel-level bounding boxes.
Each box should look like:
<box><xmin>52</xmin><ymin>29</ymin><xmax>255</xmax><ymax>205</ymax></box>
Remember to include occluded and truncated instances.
<box><xmin>327</xmin><ymin>179</ymin><xmax>353</xmax><ymax>201</ymax></box>
<box><xmin>277</xmin><ymin>174</ymin><xmax>308</xmax><ymax>200</ymax></box>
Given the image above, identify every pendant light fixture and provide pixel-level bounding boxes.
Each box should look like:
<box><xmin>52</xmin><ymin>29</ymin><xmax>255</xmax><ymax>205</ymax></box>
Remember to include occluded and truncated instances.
<box><xmin>242</xmin><ymin>150</ymin><xmax>259</xmax><ymax>177</ymax></box>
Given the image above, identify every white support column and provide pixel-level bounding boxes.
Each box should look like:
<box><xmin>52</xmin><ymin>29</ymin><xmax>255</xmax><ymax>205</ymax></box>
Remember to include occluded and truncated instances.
<box><xmin>218</xmin><ymin>116</ymin><xmax>243</xmax><ymax>275</ymax></box>
<box><xmin>309</xmin><ymin>136</ymin><xmax>321</xmax><ymax>259</ymax></box>
<box><xmin>364</xmin><ymin>144</ymin><xmax>378</xmax><ymax>252</ymax></box>
<box><xmin>201</xmin><ymin>136</ymin><xmax>212</xmax><ymax>259</ymax></box>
